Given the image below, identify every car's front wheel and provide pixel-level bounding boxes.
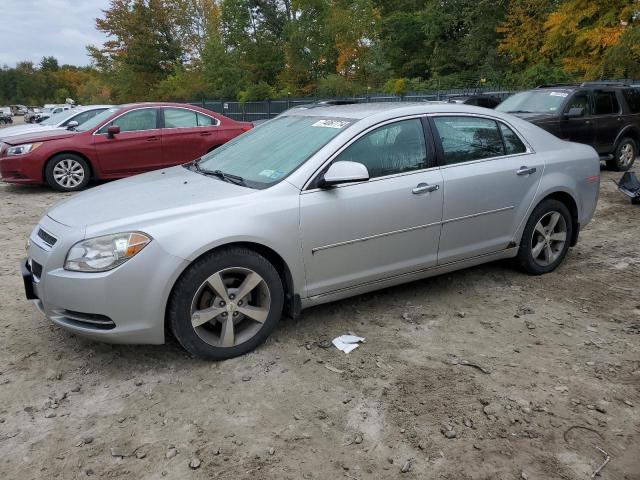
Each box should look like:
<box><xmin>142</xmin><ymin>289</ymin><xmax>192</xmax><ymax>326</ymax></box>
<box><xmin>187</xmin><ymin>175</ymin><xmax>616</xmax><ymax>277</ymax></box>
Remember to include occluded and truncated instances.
<box><xmin>168</xmin><ymin>247</ymin><xmax>284</xmax><ymax>360</ymax></box>
<box><xmin>607</xmin><ymin>137</ymin><xmax>636</xmax><ymax>171</ymax></box>
<box><xmin>45</xmin><ymin>154</ymin><xmax>91</xmax><ymax>192</ymax></box>
<box><xmin>517</xmin><ymin>199</ymin><xmax>573</xmax><ymax>275</ymax></box>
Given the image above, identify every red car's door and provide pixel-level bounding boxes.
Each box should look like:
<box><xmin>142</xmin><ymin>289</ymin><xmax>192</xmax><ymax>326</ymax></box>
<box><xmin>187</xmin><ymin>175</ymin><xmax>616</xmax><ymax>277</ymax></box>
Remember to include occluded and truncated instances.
<box><xmin>161</xmin><ymin>107</ymin><xmax>221</xmax><ymax>166</ymax></box>
<box><xmin>94</xmin><ymin>107</ymin><xmax>163</xmax><ymax>175</ymax></box>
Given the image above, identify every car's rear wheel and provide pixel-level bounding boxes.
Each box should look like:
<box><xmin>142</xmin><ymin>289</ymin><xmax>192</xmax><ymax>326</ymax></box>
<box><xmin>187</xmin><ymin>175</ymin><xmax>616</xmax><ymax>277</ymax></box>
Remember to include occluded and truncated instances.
<box><xmin>168</xmin><ymin>247</ymin><xmax>284</xmax><ymax>360</ymax></box>
<box><xmin>45</xmin><ymin>154</ymin><xmax>91</xmax><ymax>192</ymax></box>
<box><xmin>607</xmin><ymin>137</ymin><xmax>636</xmax><ymax>171</ymax></box>
<box><xmin>517</xmin><ymin>199</ymin><xmax>573</xmax><ymax>275</ymax></box>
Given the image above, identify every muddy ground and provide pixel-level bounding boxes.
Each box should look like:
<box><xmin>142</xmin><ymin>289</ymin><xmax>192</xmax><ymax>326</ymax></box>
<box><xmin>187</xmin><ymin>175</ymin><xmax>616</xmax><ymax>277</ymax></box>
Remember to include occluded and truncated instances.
<box><xmin>0</xmin><ymin>169</ymin><xmax>638</xmax><ymax>480</ymax></box>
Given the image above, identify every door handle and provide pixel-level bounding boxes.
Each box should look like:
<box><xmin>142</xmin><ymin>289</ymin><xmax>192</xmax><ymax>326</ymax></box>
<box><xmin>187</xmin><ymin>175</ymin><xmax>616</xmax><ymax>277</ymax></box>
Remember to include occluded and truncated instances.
<box><xmin>517</xmin><ymin>166</ymin><xmax>537</xmax><ymax>176</ymax></box>
<box><xmin>146</xmin><ymin>136</ymin><xmax>159</xmax><ymax>142</ymax></box>
<box><xmin>412</xmin><ymin>183</ymin><xmax>439</xmax><ymax>194</ymax></box>
<box><xmin>199</xmin><ymin>132</ymin><xmax>212</xmax><ymax>136</ymax></box>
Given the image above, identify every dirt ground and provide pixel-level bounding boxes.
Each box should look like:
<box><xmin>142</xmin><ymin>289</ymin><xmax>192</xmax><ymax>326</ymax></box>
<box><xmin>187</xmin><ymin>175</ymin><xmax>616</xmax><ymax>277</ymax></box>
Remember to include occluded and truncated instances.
<box><xmin>0</xmin><ymin>168</ymin><xmax>638</xmax><ymax>480</ymax></box>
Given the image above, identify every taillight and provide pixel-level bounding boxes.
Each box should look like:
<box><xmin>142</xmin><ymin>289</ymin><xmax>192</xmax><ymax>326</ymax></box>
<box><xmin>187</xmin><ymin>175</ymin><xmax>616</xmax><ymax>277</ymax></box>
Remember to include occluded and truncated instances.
<box><xmin>586</xmin><ymin>175</ymin><xmax>599</xmax><ymax>184</ymax></box>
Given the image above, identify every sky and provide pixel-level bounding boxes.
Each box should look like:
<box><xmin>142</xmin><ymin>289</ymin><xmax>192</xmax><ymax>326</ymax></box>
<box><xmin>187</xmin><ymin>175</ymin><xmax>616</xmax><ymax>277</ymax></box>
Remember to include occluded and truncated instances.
<box><xmin>0</xmin><ymin>0</ymin><xmax>110</xmax><ymax>67</ymax></box>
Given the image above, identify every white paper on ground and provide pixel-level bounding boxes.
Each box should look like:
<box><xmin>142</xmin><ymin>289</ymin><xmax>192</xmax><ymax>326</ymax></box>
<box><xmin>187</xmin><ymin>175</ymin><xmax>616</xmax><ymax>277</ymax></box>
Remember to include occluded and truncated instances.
<box><xmin>332</xmin><ymin>334</ymin><xmax>365</xmax><ymax>353</ymax></box>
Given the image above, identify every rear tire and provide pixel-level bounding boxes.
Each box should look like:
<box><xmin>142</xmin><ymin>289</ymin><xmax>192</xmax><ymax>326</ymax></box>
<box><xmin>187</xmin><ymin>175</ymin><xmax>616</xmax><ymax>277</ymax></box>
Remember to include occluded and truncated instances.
<box><xmin>168</xmin><ymin>247</ymin><xmax>284</xmax><ymax>360</ymax></box>
<box><xmin>45</xmin><ymin>154</ymin><xmax>91</xmax><ymax>192</ymax></box>
<box><xmin>517</xmin><ymin>199</ymin><xmax>573</xmax><ymax>275</ymax></box>
<box><xmin>607</xmin><ymin>137</ymin><xmax>636</xmax><ymax>171</ymax></box>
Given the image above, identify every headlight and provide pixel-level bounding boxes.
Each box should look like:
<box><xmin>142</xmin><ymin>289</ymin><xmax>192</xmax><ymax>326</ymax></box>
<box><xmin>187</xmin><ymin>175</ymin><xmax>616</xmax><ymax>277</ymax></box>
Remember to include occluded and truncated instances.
<box><xmin>64</xmin><ymin>232</ymin><xmax>151</xmax><ymax>272</ymax></box>
<box><xmin>6</xmin><ymin>143</ymin><xmax>42</xmax><ymax>156</ymax></box>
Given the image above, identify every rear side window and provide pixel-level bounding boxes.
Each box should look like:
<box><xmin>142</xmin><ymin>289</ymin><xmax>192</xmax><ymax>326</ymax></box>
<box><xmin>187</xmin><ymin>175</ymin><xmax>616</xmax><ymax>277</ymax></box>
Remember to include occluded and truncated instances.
<box><xmin>593</xmin><ymin>91</ymin><xmax>620</xmax><ymax>115</ymax></box>
<box><xmin>433</xmin><ymin>116</ymin><xmax>505</xmax><ymax>165</ymax></box>
<box><xmin>499</xmin><ymin>123</ymin><xmax>527</xmax><ymax>155</ymax></box>
<box><xmin>334</xmin><ymin>118</ymin><xmax>428</xmax><ymax>178</ymax></box>
<box><xmin>197</xmin><ymin>112</ymin><xmax>216</xmax><ymax>126</ymax></box>
<box><xmin>622</xmin><ymin>88</ymin><xmax>640</xmax><ymax>113</ymax></box>
<box><xmin>164</xmin><ymin>108</ymin><xmax>198</xmax><ymax>128</ymax></box>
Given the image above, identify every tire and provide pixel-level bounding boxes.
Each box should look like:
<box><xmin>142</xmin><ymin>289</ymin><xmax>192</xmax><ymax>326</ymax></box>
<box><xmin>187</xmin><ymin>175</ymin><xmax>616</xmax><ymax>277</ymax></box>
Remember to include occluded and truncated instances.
<box><xmin>44</xmin><ymin>153</ymin><xmax>91</xmax><ymax>192</ymax></box>
<box><xmin>516</xmin><ymin>199</ymin><xmax>573</xmax><ymax>275</ymax></box>
<box><xmin>607</xmin><ymin>137</ymin><xmax>636</xmax><ymax>171</ymax></box>
<box><xmin>168</xmin><ymin>247</ymin><xmax>284</xmax><ymax>360</ymax></box>
<box><xmin>0</xmin><ymin>119</ymin><xmax>5</xmax><ymax>125</ymax></box>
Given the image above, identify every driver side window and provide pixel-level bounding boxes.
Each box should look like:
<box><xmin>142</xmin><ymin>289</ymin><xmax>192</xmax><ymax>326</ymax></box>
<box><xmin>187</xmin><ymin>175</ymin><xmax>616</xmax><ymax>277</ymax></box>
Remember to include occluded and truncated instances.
<box><xmin>99</xmin><ymin>108</ymin><xmax>158</xmax><ymax>134</ymax></box>
<box><xmin>566</xmin><ymin>92</ymin><xmax>592</xmax><ymax>115</ymax></box>
<box><xmin>333</xmin><ymin>119</ymin><xmax>428</xmax><ymax>178</ymax></box>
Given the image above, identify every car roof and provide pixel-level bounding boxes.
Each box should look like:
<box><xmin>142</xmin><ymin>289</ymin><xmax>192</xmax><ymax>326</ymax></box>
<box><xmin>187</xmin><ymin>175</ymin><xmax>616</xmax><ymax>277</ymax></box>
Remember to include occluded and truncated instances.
<box><xmin>118</xmin><ymin>102</ymin><xmax>208</xmax><ymax>110</ymax></box>
<box><xmin>75</xmin><ymin>104</ymin><xmax>113</xmax><ymax>111</ymax></box>
<box><xmin>280</xmin><ymin>102</ymin><xmax>503</xmax><ymax>120</ymax></box>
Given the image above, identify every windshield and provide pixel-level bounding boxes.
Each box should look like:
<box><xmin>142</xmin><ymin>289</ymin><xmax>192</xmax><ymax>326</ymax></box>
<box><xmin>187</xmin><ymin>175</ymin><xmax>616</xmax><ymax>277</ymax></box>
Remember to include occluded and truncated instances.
<box><xmin>196</xmin><ymin>115</ymin><xmax>353</xmax><ymax>188</ymax></box>
<box><xmin>40</xmin><ymin>108</ymin><xmax>79</xmax><ymax>126</ymax></box>
<box><xmin>75</xmin><ymin>107</ymin><xmax>122</xmax><ymax>132</ymax></box>
<box><xmin>496</xmin><ymin>90</ymin><xmax>569</xmax><ymax>114</ymax></box>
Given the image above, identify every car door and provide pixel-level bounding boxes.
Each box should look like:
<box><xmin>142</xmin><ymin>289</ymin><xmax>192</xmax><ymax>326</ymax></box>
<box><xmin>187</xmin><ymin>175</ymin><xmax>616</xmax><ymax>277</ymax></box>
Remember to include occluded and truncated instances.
<box><xmin>161</xmin><ymin>107</ymin><xmax>220</xmax><ymax>166</ymax></box>
<box><xmin>559</xmin><ymin>90</ymin><xmax>595</xmax><ymax>146</ymax></box>
<box><xmin>592</xmin><ymin>89</ymin><xmax>622</xmax><ymax>154</ymax></box>
<box><xmin>94</xmin><ymin>107</ymin><xmax>163</xmax><ymax>175</ymax></box>
<box><xmin>299</xmin><ymin>117</ymin><xmax>444</xmax><ymax>297</ymax></box>
<box><xmin>431</xmin><ymin>115</ymin><xmax>544</xmax><ymax>265</ymax></box>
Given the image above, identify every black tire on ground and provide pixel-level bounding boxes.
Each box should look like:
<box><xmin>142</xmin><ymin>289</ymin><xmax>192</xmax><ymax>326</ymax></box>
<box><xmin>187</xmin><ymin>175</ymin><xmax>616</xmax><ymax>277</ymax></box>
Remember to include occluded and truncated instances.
<box><xmin>516</xmin><ymin>199</ymin><xmax>573</xmax><ymax>275</ymax></box>
<box><xmin>168</xmin><ymin>247</ymin><xmax>284</xmax><ymax>360</ymax></box>
<box><xmin>607</xmin><ymin>137</ymin><xmax>637</xmax><ymax>171</ymax></box>
<box><xmin>0</xmin><ymin>119</ymin><xmax>5</xmax><ymax>125</ymax></box>
<box><xmin>44</xmin><ymin>153</ymin><xmax>91</xmax><ymax>192</ymax></box>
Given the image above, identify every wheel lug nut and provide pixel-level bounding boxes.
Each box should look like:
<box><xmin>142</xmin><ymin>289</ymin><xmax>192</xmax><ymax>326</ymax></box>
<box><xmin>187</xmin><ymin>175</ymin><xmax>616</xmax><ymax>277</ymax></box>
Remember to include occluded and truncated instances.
<box><xmin>219</xmin><ymin>301</ymin><xmax>225</xmax><ymax>307</ymax></box>
<box><xmin>237</xmin><ymin>300</ymin><xmax>243</xmax><ymax>306</ymax></box>
<box><xmin>222</xmin><ymin>312</ymin><xmax>228</xmax><ymax>316</ymax></box>
<box><xmin>229</xmin><ymin>294</ymin><xmax>235</xmax><ymax>300</ymax></box>
<box><xmin>233</xmin><ymin>312</ymin><xmax>238</xmax><ymax>317</ymax></box>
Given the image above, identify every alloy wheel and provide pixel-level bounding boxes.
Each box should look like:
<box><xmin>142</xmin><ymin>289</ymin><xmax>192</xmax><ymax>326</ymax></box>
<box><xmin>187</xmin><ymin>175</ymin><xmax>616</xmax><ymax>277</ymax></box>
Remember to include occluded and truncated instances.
<box><xmin>531</xmin><ymin>211</ymin><xmax>567</xmax><ymax>267</ymax></box>
<box><xmin>190</xmin><ymin>267</ymin><xmax>271</xmax><ymax>348</ymax></box>
<box><xmin>53</xmin><ymin>159</ymin><xmax>85</xmax><ymax>189</ymax></box>
<box><xmin>619</xmin><ymin>142</ymin><xmax>635</xmax><ymax>169</ymax></box>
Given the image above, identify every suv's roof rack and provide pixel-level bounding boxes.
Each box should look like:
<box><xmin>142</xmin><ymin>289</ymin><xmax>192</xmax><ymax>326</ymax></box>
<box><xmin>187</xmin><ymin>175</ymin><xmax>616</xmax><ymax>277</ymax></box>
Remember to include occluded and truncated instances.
<box><xmin>580</xmin><ymin>81</ymin><xmax>629</xmax><ymax>87</ymax></box>
<box><xmin>536</xmin><ymin>83</ymin><xmax>581</xmax><ymax>88</ymax></box>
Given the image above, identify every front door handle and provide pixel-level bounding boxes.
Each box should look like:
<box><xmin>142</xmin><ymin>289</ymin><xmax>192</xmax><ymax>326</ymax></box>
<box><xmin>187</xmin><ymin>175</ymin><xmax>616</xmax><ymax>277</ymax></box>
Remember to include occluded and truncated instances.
<box><xmin>412</xmin><ymin>183</ymin><xmax>439</xmax><ymax>194</ymax></box>
<box><xmin>146</xmin><ymin>136</ymin><xmax>159</xmax><ymax>142</ymax></box>
<box><xmin>517</xmin><ymin>166</ymin><xmax>537</xmax><ymax>176</ymax></box>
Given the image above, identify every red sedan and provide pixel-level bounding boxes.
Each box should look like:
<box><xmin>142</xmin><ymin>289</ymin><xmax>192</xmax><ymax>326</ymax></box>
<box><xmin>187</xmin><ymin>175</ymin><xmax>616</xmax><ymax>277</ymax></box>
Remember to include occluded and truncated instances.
<box><xmin>0</xmin><ymin>102</ymin><xmax>252</xmax><ymax>191</ymax></box>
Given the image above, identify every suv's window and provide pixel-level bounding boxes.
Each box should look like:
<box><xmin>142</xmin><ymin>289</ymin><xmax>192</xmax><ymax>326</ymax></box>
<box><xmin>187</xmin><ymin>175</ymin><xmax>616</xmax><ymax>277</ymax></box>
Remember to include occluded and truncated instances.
<box><xmin>566</xmin><ymin>92</ymin><xmax>592</xmax><ymax>115</ymax></box>
<box><xmin>499</xmin><ymin>123</ymin><xmax>527</xmax><ymax>155</ymax></box>
<box><xmin>622</xmin><ymin>88</ymin><xmax>640</xmax><ymax>113</ymax></box>
<box><xmin>333</xmin><ymin>119</ymin><xmax>428</xmax><ymax>178</ymax></box>
<box><xmin>593</xmin><ymin>91</ymin><xmax>620</xmax><ymax>115</ymax></box>
<box><xmin>433</xmin><ymin>116</ymin><xmax>505</xmax><ymax>164</ymax></box>
<box><xmin>100</xmin><ymin>108</ymin><xmax>157</xmax><ymax>133</ymax></box>
<box><xmin>164</xmin><ymin>108</ymin><xmax>198</xmax><ymax>128</ymax></box>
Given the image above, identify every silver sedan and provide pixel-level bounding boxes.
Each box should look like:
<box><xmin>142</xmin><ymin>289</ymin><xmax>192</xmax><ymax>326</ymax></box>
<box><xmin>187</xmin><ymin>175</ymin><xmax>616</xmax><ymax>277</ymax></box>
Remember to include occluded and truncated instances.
<box><xmin>23</xmin><ymin>103</ymin><xmax>600</xmax><ymax>359</ymax></box>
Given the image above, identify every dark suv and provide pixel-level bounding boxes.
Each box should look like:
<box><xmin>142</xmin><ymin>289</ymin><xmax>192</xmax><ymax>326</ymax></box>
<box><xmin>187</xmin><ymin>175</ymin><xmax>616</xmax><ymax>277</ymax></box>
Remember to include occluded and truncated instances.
<box><xmin>497</xmin><ymin>82</ymin><xmax>640</xmax><ymax>170</ymax></box>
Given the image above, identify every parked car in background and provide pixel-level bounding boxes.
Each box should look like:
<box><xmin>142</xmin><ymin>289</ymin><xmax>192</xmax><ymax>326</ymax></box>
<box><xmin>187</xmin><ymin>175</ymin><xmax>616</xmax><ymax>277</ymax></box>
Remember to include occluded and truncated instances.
<box><xmin>1</xmin><ymin>102</ymin><xmax>252</xmax><ymax>191</ymax></box>
<box><xmin>0</xmin><ymin>106</ymin><xmax>12</xmax><ymax>117</ymax></box>
<box><xmin>33</xmin><ymin>105</ymin><xmax>72</xmax><ymax>123</ymax></box>
<box><xmin>10</xmin><ymin>105</ymin><xmax>28</xmax><ymax>116</ymax></box>
<box><xmin>24</xmin><ymin>107</ymin><xmax>40</xmax><ymax>124</ymax></box>
<box><xmin>445</xmin><ymin>94</ymin><xmax>502</xmax><ymax>109</ymax></box>
<box><xmin>497</xmin><ymin>82</ymin><xmax>640</xmax><ymax>170</ymax></box>
<box><xmin>0</xmin><ymin>113</ymin><xmax>13</xmax><ymax>125</ymax></box>
<box><xmin>21</xmin><ymin>103</ymin><xmax>599</xmax><ymax>359</ymax></box>
<box><xmin>0</xmin><ymin>105</ymin><xmax>111</xmax><ymax>141</ymax></box>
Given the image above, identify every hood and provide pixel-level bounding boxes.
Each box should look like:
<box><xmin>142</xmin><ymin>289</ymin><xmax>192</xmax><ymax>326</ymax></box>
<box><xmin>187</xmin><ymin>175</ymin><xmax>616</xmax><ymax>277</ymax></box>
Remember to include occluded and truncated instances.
<box><xmin>3</xmin><ymin>128</ymin><xmax>77</xmax><ymax>145</ymax></box>
<box><xmin>47</xmin><ymin>165</ymin><xmax>256</xmax><ymax>228</ymax></box>
<box><xmin>505</xmin><ymin>112</ymin><xmax>557</xmax><ymax>124</ymax></box>
<box><xmin>0</xmin><ymin>123</ymin><xmax>56</xmax><ymax>141</ymax></box>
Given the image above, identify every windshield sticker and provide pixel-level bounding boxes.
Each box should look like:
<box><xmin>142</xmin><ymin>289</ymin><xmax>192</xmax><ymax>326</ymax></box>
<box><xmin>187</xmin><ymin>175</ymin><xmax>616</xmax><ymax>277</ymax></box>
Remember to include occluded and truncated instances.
<box><xmin>549</xmin><ymin>92</ymin><xmax>568</xmax><ymax>97</ymax></box>
<box><xmin>312</xmin><ymin>119</ymin><xmax>351</xmax><ymax>129</ymax></box>
<box><xmin>258</xmin><ymin>169</ymin><xmax>284</xmax><ymax>179</ymax></box>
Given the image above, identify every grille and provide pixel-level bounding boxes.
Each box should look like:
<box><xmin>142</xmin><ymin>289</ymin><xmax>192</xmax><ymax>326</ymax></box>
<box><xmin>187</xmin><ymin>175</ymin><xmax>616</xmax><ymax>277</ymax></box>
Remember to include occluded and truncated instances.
<box><xmin>31</xmin><ymin>260</ymin><xmax>43</xmax><ymax>279</ymax></box>
<box><xmin>37</xmin><ymin>228</ymin><xmax>57</xmax><ymax>247</ymax></box>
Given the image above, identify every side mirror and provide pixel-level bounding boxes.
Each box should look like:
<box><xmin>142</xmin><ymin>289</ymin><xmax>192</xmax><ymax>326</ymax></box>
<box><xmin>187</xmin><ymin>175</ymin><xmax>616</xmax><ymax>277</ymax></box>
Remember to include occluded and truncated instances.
<box><xmin>66</xmin><ymin>120</ymin><xmax>79</xmax><ymax>130</ymax></box>
<box><xmin>320</xmin><ymin>161</ymin><xmax>369</xmax><ymax>188</ymax></box>
<box><xmin>107</xmin><ymin>125</ymin><xmax>120</xmax><ymax>138</ymax></box>
<box><xmin>565</xmin><ymin>107</ymin><xmax>584</xmax><ymax>119</ymax></box>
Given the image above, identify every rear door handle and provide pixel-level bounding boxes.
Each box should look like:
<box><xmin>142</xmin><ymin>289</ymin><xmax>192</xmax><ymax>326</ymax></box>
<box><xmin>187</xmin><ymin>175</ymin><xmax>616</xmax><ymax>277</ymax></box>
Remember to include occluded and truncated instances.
<box><xmin>517</xmin><ymin>166</ymin><xmax>536</xmax><ymax>176</ymax></box>
<box><xmin>146</xmin><ymin>136</ymin><xmax>159</xmax><ymax>142</ymax></box>
<box><xmin>199</xmin><ymin>132</ymin><xmax>212</xmax><ymax>136</ymax></box>
<box><xmin>412</xmin><ymin>183</ymin><xmax>439</xmax><ymax>194</ymax></box>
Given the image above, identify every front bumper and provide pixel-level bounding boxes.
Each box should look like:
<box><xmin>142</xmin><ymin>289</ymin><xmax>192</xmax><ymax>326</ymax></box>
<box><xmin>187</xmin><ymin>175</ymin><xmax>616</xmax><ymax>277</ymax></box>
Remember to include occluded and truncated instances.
<box><xmin>24</xmin><ymin>216</ymin><xmax>189</xmax><ymax>344</ymax></box>
<box><xmin>0</xmin><ymin>153</ymin><xmax>43</xmax><ymax>184</ymax></box>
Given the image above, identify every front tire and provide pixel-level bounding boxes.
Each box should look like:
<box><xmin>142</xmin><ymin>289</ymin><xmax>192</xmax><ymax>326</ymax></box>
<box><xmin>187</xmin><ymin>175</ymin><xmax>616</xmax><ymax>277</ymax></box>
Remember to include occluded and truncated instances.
<box><xmin>517</xmin><ymin>199</ymin><xmax>573</xmax><ymax>275</ymax></box>
<box><xmin>168</xmin><ymin>247</ymin><xmax>284</xmax><ymax>360</ymax></box>
<box><xmin>45</xmin><ymin>154</ymin><xmax>91</xmax><ymax>192</ymax></box>
<box><xmin>607</xmin><ymin>137</ymin><xmax>636</xmax><ymax>171</ymax></box>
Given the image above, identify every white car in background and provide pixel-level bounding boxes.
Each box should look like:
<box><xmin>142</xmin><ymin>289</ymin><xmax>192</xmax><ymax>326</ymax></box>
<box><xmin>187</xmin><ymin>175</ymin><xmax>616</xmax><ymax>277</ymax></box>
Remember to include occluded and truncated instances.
<box><xmin>0</xmin><ymin>105</ymin><xmax>112</xmax><ymax>141</ymax></box>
